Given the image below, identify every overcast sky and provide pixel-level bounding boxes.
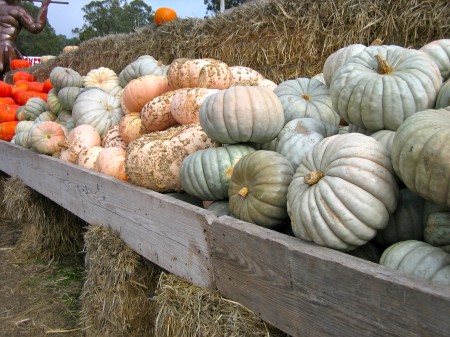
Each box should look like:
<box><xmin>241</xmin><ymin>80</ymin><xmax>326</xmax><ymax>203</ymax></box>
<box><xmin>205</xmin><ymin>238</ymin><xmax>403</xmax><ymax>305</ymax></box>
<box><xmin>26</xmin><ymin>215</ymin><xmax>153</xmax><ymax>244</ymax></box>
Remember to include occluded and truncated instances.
<box><xmin>44</xmin><ymin>0</ymin><xmax>208</xmax><ymax>37</ymax></box>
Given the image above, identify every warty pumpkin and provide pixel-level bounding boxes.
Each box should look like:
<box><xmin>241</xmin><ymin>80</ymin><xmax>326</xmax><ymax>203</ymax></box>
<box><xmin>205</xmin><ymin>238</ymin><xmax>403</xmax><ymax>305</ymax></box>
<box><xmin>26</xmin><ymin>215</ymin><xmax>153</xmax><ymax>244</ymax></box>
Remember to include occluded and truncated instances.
<box><xmin>287</xmin><ymin>133</ymin><xmax>399</xmax><ymax>251</ymax></box>
<box><xmin>170</xmin><ymin>87</ymin><xmax>219</xmax><ymax>124</ymax></box>
<box><xmin>140</xmin><ymin>90</ymin><xmax>178</xmax><ymax>132</ymax></box>
<box><xmin>118</xmin><ymin>112</ymin><xmax>147</xmax><ymax>144</ymax></box>
<box><xmin>77</xmin><ymin>145</ymin><xmax>104</xmax><ymax>170</ymax></box>
<box><xmin>102</xmin><ymin>125</ymin><xmax>127</xmax><ymax>149</ymax></box>
<box><xmin>59</xmin><ymin>124</ymin><xmax>102</xmax><ymax>163</ymax></box>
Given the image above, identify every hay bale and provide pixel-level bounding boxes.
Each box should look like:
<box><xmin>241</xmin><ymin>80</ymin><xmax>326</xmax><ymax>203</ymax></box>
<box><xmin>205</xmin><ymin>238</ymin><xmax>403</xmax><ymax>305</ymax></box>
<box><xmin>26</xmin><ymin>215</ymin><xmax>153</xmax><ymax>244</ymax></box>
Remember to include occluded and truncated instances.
<box><xmin>1</xmin><ymin>176</ymin><xmax>85</xmax><ymax>262</ymax></box>
<box><xmin>81</xmin><ymin>225</ymin><xmax>162</xmax><ymax>337</ymax></box>
<box><xmin>28</xmin><ymin>0</ymin><xmax>449</xmax><ymax>83</ymax></box>
<box><xmin>154</xmin><ymin>272</ymin><xmax>288</xmax><ymax>337</ymax></box>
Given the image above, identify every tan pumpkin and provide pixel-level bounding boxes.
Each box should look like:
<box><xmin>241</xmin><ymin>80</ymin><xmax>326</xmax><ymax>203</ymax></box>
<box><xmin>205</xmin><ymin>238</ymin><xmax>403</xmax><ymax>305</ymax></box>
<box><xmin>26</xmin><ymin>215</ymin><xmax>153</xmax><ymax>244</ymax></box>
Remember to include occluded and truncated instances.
<box><xmin>167</xmin><ymin>58</ymin><xmax>231</xmax><ymax>90</ymax></box>
<box><xmin>83</xmin><ymin>67</ymin><xmax>122</xmax><ymax>95</ymax></box>
<box><xmin>77</xmin><ymin>145</ymin><xmax>104</xmax><ymax>170</ymax></box>
<box><xmin>59</xmin><ymin>124</ymin><xmax>102</xmax><ymax>163</ymax></box>
<box><xmin>125</xmin><ymin>123</ymin><xmax>220</xmax><ymax>192</ymax></box>
<box><xmin>140</xmin><ymin>90</ymin><xmax>178</xmax><ymax>132</ymax></box>
<box><xmin>62</xmin><ymin>45</ymin><xmax>79</xmax><ymax>54</ymax></box>
<box><xmin>229</xmin><ymin>66</ymin><xmax>265</xmax><ymax>86</ymax></box>
<box><xmin>170</xmin><ymin>88</ymin><xmax>219</xmax><ymax>124</ymax></box>
<box><xmin>94</xmin><ymin>147</ymin><xmax>128</xmax><ymax>181</ymax></box>
<box><xmin>122</xmin><ymin>74</ymin><xmax>171</xmax><ymax>113</ymax></box>
<box><xmin>118</xmin><ymin>112</ymin><xmax>147</xmax><ymax>144</ymax></box>
<box><xmin>101</xmin><ymin>125</ymin><xmax>127</xmax><ymax>149</ymax></box>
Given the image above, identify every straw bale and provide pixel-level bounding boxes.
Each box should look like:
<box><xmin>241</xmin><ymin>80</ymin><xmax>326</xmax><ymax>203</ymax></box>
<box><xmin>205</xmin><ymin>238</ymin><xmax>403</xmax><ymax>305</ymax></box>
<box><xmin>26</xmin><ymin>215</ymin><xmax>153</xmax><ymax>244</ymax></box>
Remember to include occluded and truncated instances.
<box><xmin>80</xmin><ymin>224</ymin><xmax>162</xmax><ymax>337</ymax></box>
<box><xmin>1</xmin><ymin>176</ymin><xmax>85</xmax><ymax>262</ymax></box>
<box><xmin>154</xmin><ymin>272</ymin><xmax>288</xmax><ymax>337</ymax></box>
<box><xmin>27</xmin><ymin>0</ymin><xmax>449</xmax><ymax>83</ymax></box>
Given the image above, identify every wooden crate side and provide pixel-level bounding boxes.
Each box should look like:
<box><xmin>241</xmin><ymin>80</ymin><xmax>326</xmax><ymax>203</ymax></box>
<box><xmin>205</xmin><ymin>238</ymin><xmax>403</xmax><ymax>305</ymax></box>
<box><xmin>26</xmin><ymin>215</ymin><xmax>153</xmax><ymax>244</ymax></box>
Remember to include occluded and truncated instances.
<box><xmin>0</xmin><ymin>141</ymin><xmax>216</xmax><ymax>289</ymax></box>
<box><xmin>210</xmin><ymin>216</ymin><xmax>450</xmax><ymax>337</ymax></box>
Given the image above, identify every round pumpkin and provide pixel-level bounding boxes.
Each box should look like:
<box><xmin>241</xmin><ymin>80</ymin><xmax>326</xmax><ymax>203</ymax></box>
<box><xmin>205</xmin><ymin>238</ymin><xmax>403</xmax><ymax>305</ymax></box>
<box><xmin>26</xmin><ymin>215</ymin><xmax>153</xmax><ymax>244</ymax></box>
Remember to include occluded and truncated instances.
<box><xmin>94</xmin><ymin>147</ymin><xmax>128</xmax><ymax>181</ymax></box>
<box><xmin>379</xmin><ymin>240</ymin><xmax>450</xmax><ymax>286</ymax></box>
<box><xmin>49</xmin><ymin>66</ymin><xmax>83</xmax><ymax>92</ymax></box>
<box><xmin>47</xmin><ymin>88</ymin><xmax>63</xmax><ymax>115</ymax></box>
<box><xmin>154</xmin><ymin>7</ymin><xmax>177</xmax><ymax>26</ymax></box>
<box><xmin>77</xmin><ymin>145</ymin><xmax>104</xmax><ymax>170</ymax></box>
<box><xmin>287</xmin><ymin>133</ymin><xmax>399</xmax><ymax>251</ymax></box>
<box><xmin>122</xmin><ymin>74</ymin><xmax>171</xmax><ymax>113</ymax></box>
<box><xmin>276</xmin><ymin>118</ymin><xmax>338</xmax><ymax>170</ymax></box>
<box><xmin>229</xmin><ymin>66</ymin><xmax>265</xmax><ymax>86</ymax></box>
<box><xmin>374</xmin><ymin>188</ymin><xmax>425</xmax><ymax>247</ymax></box>
<box><xmin>140</xmin><ymin>90</ymin><xmax>178</xmax><ymax>132</ymax></box>
<box><xmin>419</xmin><ymin>39</ymin><xmax>450</xmax><ymax>81</ymax></box>
<box><xmin>57</xmin><ymin>86</ymin><xmax>82</xmax><ymax>111</ymax></box>
<box><xmin>101</xmin><ymin>125</ymin><xmax>127</xmax><ymax>149</ymax></box>
<box><xmin>274</xmin><ymin>77</ymin><xmax>340</xmax><ymax>125</ymax></box>
<box><xmin>170</xmin><ymin>87</ymin><xmax>219</xmax><ymax>124</ymax></box>
<box><xmin>125</xmin><ymin>123</ymin><xmax>220</xmax><ymax>192</ymax></box>
<box><xmin>118</xmin><ymin>55</ymin><xmax>168</xmax><ymax>87</ymax></box>
<box><xmin>28</xmin><ymin>121</ymin><xmax>66</xmax><ymax>155</ymax></box>
<box><xmin>330</xmin><ymin>45</ymin><xmax>442</xmax><ymax>131</ymax></box>
<box><xmin>435</xmin><ymin>79</ymin><xmax>450</xmax><ymax>109</ymax></box>
<box><xmin>207</xmin><ymin>200</ymin><xmax>231</xmax><ymax>217</ymax></box>
<box><xmin>180</xmin><ymin>144</ymin><xmax>256</xmax><ymax>201</ymax></box>
<box><xmin>59</xmin><ymin>124</ymin><xmax>102</xmax><ymax>163</ymax></box>
<box><xmin>423</xmin><ymin>201</ymin><xmax>450</xmax><ymax>251</ymax></box>
<box><xmin>83</xmin><ymin>67</ymin><xmax>121</xmax><ymax>95</ymax></box>
<box><xmin>199</xmin><ymin>85</ymin><xmax>285</xmax><ymax>144</ymax></box>
<box><xmin>391</xmin><ymin>108</ymin><xmax>450</xmax><ymax>207</ymax></box>
<box><xmin>72</xmin><ymin>88</ymin><xmax>124</xmax><ymax>138</ymax></box>
<box><xmin>34</xmin><ymin>111</ymin><xmax>57</xmax><ymax>124</ymax></box>
<box><xmin>370</xmin><ymin>129</ymin><xmax>396</xmax><ymax>157</ymax></box>
<box><xmin>228</xmin><ymin>150</ymin><xmax>294</xmax><ymax>228</ymax></box>
<box><xmin>118</xmin><ymin>112</ymin><xmax>147</xmax><ymax>144</ymax></box>
<box><xmin>21</xmin><ymin>97</ymin><xmax>48</xmax><ymax>121</ymax></box>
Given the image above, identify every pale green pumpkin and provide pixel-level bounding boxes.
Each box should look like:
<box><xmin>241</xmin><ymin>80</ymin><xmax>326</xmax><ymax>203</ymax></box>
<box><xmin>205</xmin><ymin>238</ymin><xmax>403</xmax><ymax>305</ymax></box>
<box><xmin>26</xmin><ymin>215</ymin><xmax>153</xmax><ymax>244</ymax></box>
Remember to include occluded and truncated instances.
<box><xmin>435</xmin><ymin>79</ymin><xmax>450</xmax><ymax>109</ymax></box>
<box><xmin>330</xmin><ymin>45</ymin><xmax>442</xmax><ymax>131</ymax></box>
<box><xmin>380</xmin><ymin>240</ymin><xmax>450</xmax><ymax>286</ymax></box>
<box><xmin>391</xmin><ymin>108</ymin><xmax>450</xmax><ymax>207</ymax></box>
<box><xmin>423</xmin><ymin>201</ymin><xmax>450</xmax><ymax>251</ymax></box>
<box><xmin>370</xmin><ymin>129</ymin><xmax>396</xmax><ymax>158</ymax></box>
<box><xmin>274</xmin><ymin>78</ymin><xmax>340</xmax><ymax>126</ymax></box>
<box><xmin>57</xmin><ymin>86</ymin><xmax>82</xmax><ymax>111</ymax></box>
<box><xmin>21</xmin><ymin>97</ymin><xmax>48</xmax><ymax>121</ymax></box>
<box><xmin>49</xmin><ymin>66</ymin><xmax>83</xmax><ymax>92</ymax></box>
<box><xmin>180</xmin><ymin>144</ymin><xmax>256</xmax><ymax>201</ymax></box>
<box><xmin>118</xmin><ymin>55</ymin><xmax>168</xmax><ymax>87</ymax></box>
<box><xmin>419</xmin><ymin>38</ymin><xmax>450</xmax><ymax>81</ymax></box>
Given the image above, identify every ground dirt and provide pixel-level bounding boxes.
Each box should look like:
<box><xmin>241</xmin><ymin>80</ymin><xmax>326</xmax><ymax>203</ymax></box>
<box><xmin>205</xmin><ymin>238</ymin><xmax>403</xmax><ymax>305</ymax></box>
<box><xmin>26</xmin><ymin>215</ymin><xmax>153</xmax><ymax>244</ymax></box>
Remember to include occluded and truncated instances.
<box><xmin>0</xmin><ymin>218</ymin><xmax>84</xmax><ymax>337</ymax></box>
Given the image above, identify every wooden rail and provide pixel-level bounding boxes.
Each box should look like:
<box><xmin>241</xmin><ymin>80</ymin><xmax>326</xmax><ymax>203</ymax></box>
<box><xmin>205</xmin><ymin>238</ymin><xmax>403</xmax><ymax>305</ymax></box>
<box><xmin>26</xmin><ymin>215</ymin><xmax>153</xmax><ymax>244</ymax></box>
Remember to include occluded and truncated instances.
<box><xmin>1</xmin><ymin>140</ymin><xmax>449</xmax><ymax>337</ymax></box>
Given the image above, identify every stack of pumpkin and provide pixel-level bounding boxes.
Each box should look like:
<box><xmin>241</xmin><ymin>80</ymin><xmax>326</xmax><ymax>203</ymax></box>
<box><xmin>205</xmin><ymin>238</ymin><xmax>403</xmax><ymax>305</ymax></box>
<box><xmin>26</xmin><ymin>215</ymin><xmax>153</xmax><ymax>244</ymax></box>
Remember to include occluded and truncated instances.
<box><xmin>6</xmin><ymin>38</ymin><xmax>450</xmax><ymax>286</ymax></box>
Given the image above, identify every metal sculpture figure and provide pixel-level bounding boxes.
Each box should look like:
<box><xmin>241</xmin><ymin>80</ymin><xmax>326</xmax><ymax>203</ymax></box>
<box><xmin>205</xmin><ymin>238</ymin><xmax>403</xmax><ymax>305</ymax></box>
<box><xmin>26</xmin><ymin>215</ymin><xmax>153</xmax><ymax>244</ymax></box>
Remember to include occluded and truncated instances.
<box><xmin>0</xmin><ymin>0</ymin><xmax>52</xmax><ymax>76</ymax></box>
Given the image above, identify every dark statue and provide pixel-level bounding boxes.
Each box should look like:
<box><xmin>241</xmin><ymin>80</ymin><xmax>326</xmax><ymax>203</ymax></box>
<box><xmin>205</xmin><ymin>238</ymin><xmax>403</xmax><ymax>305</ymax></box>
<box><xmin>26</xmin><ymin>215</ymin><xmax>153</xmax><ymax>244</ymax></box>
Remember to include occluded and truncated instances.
<box><xmin>0</xmin><ymin>0</ymin><xmax>51</xmax><ymax>76</ymax></box>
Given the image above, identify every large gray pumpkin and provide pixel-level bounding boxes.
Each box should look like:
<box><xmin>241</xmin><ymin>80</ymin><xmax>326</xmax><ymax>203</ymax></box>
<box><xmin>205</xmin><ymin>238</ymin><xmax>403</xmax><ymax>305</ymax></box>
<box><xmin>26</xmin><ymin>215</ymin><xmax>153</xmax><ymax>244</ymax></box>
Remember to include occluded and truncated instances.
<box><xmin>274</xmin><ymin>77</ymin><xmax>340</xmax><ymax>126</ymax></box>
<box><xmin>330</xmin><ymin>45</ymin><xmax>442</xmax><ymax>131</ymax></box>
<box><xmin>287</xmin><ymin>133</ymin><xmax>399</xmax><ymax>251</ymax></box>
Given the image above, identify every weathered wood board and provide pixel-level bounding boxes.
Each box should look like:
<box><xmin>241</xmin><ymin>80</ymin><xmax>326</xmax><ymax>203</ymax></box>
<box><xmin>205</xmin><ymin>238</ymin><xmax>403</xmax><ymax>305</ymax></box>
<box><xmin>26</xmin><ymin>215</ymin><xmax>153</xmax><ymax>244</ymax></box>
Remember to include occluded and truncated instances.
<box><xmin>210</xmin><ymin>216</ymin><xmax>450</xmax><ymax>337</ymax></box>
<box><xmin>0</xmin><ymin>141</ymin><xmax>216</xmax><ymax>288</ymax></box>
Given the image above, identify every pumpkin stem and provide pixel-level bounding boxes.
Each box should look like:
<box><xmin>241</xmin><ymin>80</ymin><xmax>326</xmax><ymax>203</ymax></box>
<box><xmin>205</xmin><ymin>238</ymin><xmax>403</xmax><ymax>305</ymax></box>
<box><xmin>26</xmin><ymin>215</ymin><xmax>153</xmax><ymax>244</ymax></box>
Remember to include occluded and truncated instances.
<box><xmin>302</xmin><ymin>93</ymin><xmax>311</xmax><ymax>100</ymax></box>
<box><xmin>58</xmin><ymin>140</ymin><xmax>69</xmax><ymax>148</ymax></box>
<box><xmin>304</xmin><ymin>171</ymin><xmax>324</xmax><ymax>185</ymax></box>
<box><xmin>238</xmin><ymin>187</ymin><xmax>249</xmax><ymax>198</ymax></box>
<box><xmin>375</xmin><ymin>55</ymin><xmax>392</xmax><ymax>75</ymax></box>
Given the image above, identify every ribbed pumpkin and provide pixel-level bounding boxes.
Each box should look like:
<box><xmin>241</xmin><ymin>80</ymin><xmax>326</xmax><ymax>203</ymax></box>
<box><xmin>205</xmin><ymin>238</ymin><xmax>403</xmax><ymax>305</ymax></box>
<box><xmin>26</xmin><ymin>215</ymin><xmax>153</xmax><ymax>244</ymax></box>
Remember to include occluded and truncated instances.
<box><xmin>122</xmin><ymin>74</ymin><xmax>171</xmax><ymax>113</ymax></box>
<box><xmin>167</xmin><ymin>58</ymin><xmax>232</xmax><ymax>90</ymax></box>
<box><xmin>276</xmin><ymin>118</ymin><xmax>338</xmax><ymax>170</ymax></box>
<box><xmin>380</xmin><ymin>240</ymin><xmax>450</xmax><ymax>286</ymax></box>
<box><xmin>228</xmin><ymin>150</ymin><xmax>294</xmax><ymax>228</ymax></box>
<box><xmin>322</xmin><ymin>43</ymin><xmax>367</xmax><ymax>86</ymax></box>
<box><xmin>49</xmin><ymin>66</ymin><xmax>83</xmax><ymax>92</ymax></box>
<box><xmin>391</xmin><ymin>108</ymin><xmax>450</xmax><ymax>207</ymax></box>
<box><xmin>83</xmin><ymin>67</ymin><xmax>121</xmax><ymax>95</ymax></box>
<box><xmin>0</xmin><ymin>121</ymin><xmax>19</xmax><ymax>141</ymax></box>
<box><xmin>125</xmin><ymin>123</ymin><xmax>219</xmax><ymax>192</ymax></box>
<box><xmin>77</xmin><ymin>145</ymin><xmax>104</xmax><ymax>170</ymax></box>
<box><xmin>170</xmin><ymin>88</ymin><xmax>219</xmax><ymax>124</ymax></box>
<box><xmin>180</xmin><ymin>144</ymin><xmax>256</xmax><ymax>201</ymax></box>
<box><xmin>46</xmin><ymin>88</ymin><xmax>63</xmax><ymax>115</ymax></box>
<box><xmin>140</xmin><ymin>90</ymin><xmax>178</xmax><ymax>132</ymax></box>
<box><xmin>274</xmin><ymin>77</ymin><xmax>340</xmax><ymax>125</ymax></box>
<box><xmin>370</xmin><ymin>129</ymin><xmax>396</xmax><ymax>157</ymax></box>
<box><xmin>59</xmin><ymin>124</ymin><xmax>102</xmax><ymax>163</ymax></box>
<box><xmin>55</xmin><ymin>110</ymin><xmax>72</xmax><ymax>125</ymax></box>
<box><xmin>419</xmin><ymin>39</ymin><xmax>450</xmax><ymax>81</ymax></box>
<box><xmin>374</xmin><ymin>188</ymin><xmax>425</xmax><ymax>247</ymax></box>
<box><xmin>72</xmin><ymin>88</ymin><xmax>124</xmax><ymax>138</ymax></box>
<box><xmin>330</xmin><ymin>45</ymin><xmax>442</xmax><ymax>131</ymax></box>
<box><xmin>118</xmin><ymin>55</ymin><xmax>168</xmax><ymax>87</ymax></box>
<box><xmin>199</xmin><ymin>85</ymin><xmax>285</xmax><ymax>144</ymax></box>
<box><xmin>435</xmin><ymin>79</ymin><xmax>450</xmax><ymax>109</ymax></box>
<box><xmin>207</xmin><ymin>200</ymin><xmax>231</xmax><ymax>217</ymax></box>
<box><xmin>101</xmin><ymin>125</ymin><xmax>127</xmax><ymax>149</ymax></box>
<box><xmin>28</xmin><ymin>121</ymin><xmax>66</xmax><ymax>155</ymax></box>
<box><xmin>57</xmin><ymin>86</ymin><xmax>82</xmax><ymax>111</ymax></box>
<box><xmin>94</xmin><ymin>147</ymin><xmax>128</xmax><ymax>181</ymax></box>
<box><xmin>20</xmin><ymin>97</ymin><xmax>48</xmax><ymax>121</ymax></box>
<box><xmin>118</xmin><ymin>112</ymin><xmax>147</xmax><ymax>144</ymax></box>
<box><xmin>287</xmin><ymin>133</ymin><xmax>399</xmax><ymax>251</ymax></box>
<box><xmin>34</xmin><ymin>111</ymin><xmax>57</xmax><ymax>123</ymax></box>
<box><xmin>423</xmin><ymin>201</ymin><xmax>450</xmax><ymax>251</ymax></box>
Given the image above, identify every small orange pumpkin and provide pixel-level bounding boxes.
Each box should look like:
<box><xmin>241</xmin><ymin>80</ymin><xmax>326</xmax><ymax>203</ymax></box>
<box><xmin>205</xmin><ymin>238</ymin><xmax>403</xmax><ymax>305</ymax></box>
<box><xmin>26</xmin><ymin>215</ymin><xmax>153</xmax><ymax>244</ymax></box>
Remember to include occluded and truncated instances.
<box><xmin>13</xmin><ymin>70</ymin><xmax>35</xmax><ymax>83</ymax></box>
<box><xmin>94</xmin><ymin>147</ymin><xmax>128</xmax><ymax>181</ymax></box>
<box><xmin>10</xmin><ymin>59</ymin><xmax>31</xmax><ymax>70</ymax></box>
<box><xmin>0</xmin><ymin>103</ymin><xmax>19</xmax><ymax>122</ymax></box>
<box><xmin>0</xmin><ymin>81</ymin><xmax>13</xmax><ymax>97</ymax></box>
<box><xmin>0</xmin><ymin>120</ymin><xmax>19</xmax><ymax>141</ymax></box>
<box><xmin>154</xmin><ymin>7</ymin><xmax>177</xmax><ymax>26</ymax></box>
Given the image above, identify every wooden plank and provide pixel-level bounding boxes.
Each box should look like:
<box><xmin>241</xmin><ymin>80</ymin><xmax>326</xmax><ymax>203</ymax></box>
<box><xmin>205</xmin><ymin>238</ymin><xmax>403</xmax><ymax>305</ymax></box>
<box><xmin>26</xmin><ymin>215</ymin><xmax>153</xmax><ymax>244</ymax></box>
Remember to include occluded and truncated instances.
<box><xmin>0</xmin><ymin>141</ymin><xmax>216</xmax><ymax>289</ymax></box>
<box><xmin>210</xmin><ymin>216</ymin><xmax>450</xmax><ymax>337</ymax></box>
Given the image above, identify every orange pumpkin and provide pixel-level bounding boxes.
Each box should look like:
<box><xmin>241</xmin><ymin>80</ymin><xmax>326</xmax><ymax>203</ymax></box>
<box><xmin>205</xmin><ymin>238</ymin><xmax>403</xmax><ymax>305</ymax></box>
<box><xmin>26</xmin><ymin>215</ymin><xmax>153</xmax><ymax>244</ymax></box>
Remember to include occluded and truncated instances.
<box><xmin>0</xmin><ymin>103</ymin><xmax>19</xmax><ymax>122</ymax></box>
<box><xmin>0</xmin><ymin>97</ymin><xmax>16</xmax><ymax>105</ymax></box>
<box><xmin>118</xmin><ymin>112</ymin><xmax>147</xmax><ymax>144</ymax></box>
<box><xmin>13</xmin><ymin>70</ymin><xmax>35</xmax><ymax>83</ymax></box>
<box><xmin>0</xmin><ymin>81</ymin><xmax>13</xmax><ymax>97</ymax></box>
<box><xmin>43</xmin><ymin>78</ymin><xmax>53</xmax><ymax>93</ymax></box>
<box><xmin>14</xmin><ymin>91</ymin><xmax>47</xmax><ymax>106</ymax></box>
<box><xmin>94</xmin><ymin>147</ymin><xmax>128</xmax><ymax>181</ymax></box>
<box><xmin>154</xmin><ymin>7</ymin><xmax>177</xmax><ymax>26</ymax></box>
<box><xmin>0</xmin><ymin>121</ymin><xmax>19</xmax><ymax>141</ymax></box>
<box><xmin>10</xmin><ymin>59</ymin><xmax>31</xmax><ymax>70</ymax></box>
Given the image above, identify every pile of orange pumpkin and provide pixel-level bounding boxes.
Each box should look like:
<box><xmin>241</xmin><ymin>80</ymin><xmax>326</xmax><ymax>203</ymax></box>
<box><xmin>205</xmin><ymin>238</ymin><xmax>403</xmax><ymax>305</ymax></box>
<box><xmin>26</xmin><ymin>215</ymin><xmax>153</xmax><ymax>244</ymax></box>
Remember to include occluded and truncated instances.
<box><xmin>0</xmin><ymin>70</ymin><xmax>52</xmax><ymax>141</ymax></box>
